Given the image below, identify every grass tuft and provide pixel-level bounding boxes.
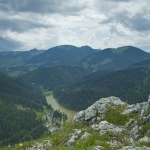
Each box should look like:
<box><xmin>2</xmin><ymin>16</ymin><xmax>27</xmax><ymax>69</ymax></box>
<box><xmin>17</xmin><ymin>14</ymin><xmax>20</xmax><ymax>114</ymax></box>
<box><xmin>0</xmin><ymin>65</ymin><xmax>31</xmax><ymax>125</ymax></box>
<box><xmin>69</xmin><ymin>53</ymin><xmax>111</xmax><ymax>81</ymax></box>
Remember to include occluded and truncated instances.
<box><xmin>105</xmin><ymin>105</ymin><xmax>130</xmax><ymax>126</ymax></box>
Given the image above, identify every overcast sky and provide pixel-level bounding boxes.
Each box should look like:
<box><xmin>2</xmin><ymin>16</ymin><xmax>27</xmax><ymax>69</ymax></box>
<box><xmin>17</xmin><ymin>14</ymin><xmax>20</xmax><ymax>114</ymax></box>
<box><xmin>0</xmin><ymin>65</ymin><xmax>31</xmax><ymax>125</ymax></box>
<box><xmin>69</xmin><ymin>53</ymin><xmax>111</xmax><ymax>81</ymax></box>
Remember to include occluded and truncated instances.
<box><xmin>0</xmin><ymin>0</ymin><xmax>150</xmax><ymax>52</ymax></box>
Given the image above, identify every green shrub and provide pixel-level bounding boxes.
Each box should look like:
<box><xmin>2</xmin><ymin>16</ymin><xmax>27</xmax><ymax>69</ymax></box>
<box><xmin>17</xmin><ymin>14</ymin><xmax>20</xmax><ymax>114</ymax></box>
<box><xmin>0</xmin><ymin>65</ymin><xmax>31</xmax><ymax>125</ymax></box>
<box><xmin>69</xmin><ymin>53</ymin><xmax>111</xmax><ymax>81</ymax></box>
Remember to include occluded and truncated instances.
<box><xmin>50</xmin><ymin>121</ymin><xmax>84</xmax><ymax>147</ymax></box>
<box><xmin>74</xmin><ymin>132</ymin><xmax>110</xmax><ymax>150</ymax></box>
<box><xmin>105</xmin><ymin>106</ymin><xmax>130</xmax><ymax>126</ymax></box>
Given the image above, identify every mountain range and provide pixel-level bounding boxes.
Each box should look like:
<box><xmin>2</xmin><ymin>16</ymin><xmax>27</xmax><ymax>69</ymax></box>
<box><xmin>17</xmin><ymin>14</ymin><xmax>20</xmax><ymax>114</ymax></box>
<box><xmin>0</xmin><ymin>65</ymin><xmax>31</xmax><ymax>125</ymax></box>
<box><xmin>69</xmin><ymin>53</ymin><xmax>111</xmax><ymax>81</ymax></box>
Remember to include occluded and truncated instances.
<box><xmin>25</xmin><ymin>45</ymin><xmax>99</xmax><ymax>67</ymax></box>
<box><xmin>78</xmin><ymin>46</ymin><xmax>150</xmax><ymax>71</ymax></box>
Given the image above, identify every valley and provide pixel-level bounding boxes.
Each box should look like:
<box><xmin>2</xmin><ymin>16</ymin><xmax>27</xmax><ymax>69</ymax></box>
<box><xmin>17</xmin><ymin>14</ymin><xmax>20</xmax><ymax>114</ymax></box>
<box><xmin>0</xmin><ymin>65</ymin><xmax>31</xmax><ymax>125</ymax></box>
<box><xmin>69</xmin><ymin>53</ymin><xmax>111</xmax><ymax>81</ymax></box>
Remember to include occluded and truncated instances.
<box><xmin>46</xmin><ymin>94</ymin><xmax>77</xmax><ymax>121</ymax></box>
<box><xmin>0</xmin><ymin>45</ymin><xmax>150</xmax><ymax>149</ymax></box>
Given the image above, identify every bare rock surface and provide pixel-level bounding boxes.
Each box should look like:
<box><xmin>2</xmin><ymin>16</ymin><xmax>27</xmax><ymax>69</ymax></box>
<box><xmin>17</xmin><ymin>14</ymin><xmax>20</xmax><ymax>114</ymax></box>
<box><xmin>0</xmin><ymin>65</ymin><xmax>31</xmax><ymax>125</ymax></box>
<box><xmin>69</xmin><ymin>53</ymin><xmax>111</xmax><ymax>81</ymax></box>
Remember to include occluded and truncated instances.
<box><xmin>74</xmin><ymin>96</ymin><xmax>125</xmax><ymax>124</ymax></box>
<box><xmin>23</xmin><ymin>140</ymin><xmax>52</xmax><ymax>150</ymax></box>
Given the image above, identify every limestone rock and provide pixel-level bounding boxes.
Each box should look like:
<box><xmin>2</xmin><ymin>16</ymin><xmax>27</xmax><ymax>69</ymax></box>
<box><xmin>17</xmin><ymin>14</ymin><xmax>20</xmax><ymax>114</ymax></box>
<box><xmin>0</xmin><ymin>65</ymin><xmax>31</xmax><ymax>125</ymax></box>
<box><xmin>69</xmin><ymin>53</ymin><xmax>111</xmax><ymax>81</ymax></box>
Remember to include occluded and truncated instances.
<box><xmin>99</xmin><ymin>121</ymin><xmax>123</xmax><ymax>135</ymax></box>
<box><xmin>66</xmin><ymin>129</ymin><xmax>82</xmax><ymax>146</ymax></box>
<box><xmin>123</xmin><ymin>102</ymin><xmax>146</xmax><ymax>115</ymax></box>
<box><xmin>66</xmin><ymin>134</ymin><xmax>78</xmax><ymax>146</ymax></box>
<box><xmin>139</xmin><ymin>136</ymin><xmax>150</xmax><ymax>143</ymax></box>
<box><xmin>74</xmin><ymin>96</ymin><xmax>125</xmax><ymax>124</ymax></box>
<box><xmin>73</xmin><ymin>110</ymin><xmax>85</xmax><ymax>122</ymax></box>
<box><xmin>124</xmin><ymin>119</ymin><xmax>137</xmax><ymax>129</ymax></box>
<box><xmin>91</xmin><ymin>124</ymin><xmax>99</xmax><ymax>131</ymax></box>
<box><xmin>94</xmin><ymin>146</ymin><xmax>104</xmax><ymax>150</ymax></box>
<box><xmin>119</xmin><ymin>146</ymin><xmax>150</xmax><ymax>150</ymax></box>
<box><xmin>130</xmin><ymin>125</ymin><xmax>140</xmax><ymax>140</ymax></box>
<box><xmin>24</xmin><ymin>140</ymin><xmax>52</xmax><ymax>150</ymax></box>
<box><xmin>140</xmin><ymin>95</ymin><xmax>150</xmax><ymax>120</ymax></box>
<box><xmin>80</xmin><ymin>132</ymin><xmax>91</xmax><ymax>139</ymax></box>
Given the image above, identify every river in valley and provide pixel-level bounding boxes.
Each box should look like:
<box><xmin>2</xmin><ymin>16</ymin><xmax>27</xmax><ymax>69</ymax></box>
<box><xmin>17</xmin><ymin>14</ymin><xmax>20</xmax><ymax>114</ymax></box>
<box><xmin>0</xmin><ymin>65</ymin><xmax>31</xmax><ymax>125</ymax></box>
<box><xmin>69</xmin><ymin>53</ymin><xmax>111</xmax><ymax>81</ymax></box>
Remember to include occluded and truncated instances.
<box><xmin>46</xmin><ymin>94</ymin><xmax>77</xmax><ymax>121</ymax></box>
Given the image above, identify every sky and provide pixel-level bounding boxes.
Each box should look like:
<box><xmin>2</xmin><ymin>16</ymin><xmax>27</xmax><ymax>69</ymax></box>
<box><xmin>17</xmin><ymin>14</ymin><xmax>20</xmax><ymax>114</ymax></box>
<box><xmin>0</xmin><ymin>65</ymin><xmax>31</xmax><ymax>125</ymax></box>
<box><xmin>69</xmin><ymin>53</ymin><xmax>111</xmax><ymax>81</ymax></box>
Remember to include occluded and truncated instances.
<box><xmin>0</xmin><ymin>0</ymin><xmax>150</xmax><ymax>52</ymax></box>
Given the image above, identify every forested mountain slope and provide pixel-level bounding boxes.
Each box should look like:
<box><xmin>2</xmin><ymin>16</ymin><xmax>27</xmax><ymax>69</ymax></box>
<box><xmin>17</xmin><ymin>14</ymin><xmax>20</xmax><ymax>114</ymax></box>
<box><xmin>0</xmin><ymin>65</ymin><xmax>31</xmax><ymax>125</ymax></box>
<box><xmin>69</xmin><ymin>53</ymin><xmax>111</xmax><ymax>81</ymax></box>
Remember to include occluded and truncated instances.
<box><xmin>81</xmin><ymin>69</ymin><xmax>111</xmax><ymax>81</ymax></box>
<box><xmin>0</xmin><ymin>101</ymin><xmax>44</xmax><ymax>146</ymax></box>
<box><xmin>78</xmin><ymin>46</ymin><xmax>150</xmax><ymax>72</ymax></box>
<box><xmin>0</xmin><ymin>49</ymin><xmax>45</xmax><ymax>76</ymax></box>
<box><xmin>129</xmin><ymin>58</ymin><xmax>150</xmax><ymax>68</ymax></box>
<box><xmin>54</xmin><ymin>67</ymin><xmax>150</xmax><ymax>111</ymax></box>
<box><xmin>25</xmin><ymin>45</ymin><xmax>99</xmax><ymax>67</ymax></box>
<box><xmin>0</xmin><ymin>49</ymin><xmax>44</xmax><ymax>67</ymax></box>
<box><xmin>0</xmin><ymin>72</ymin><xmax>47</xmax><ymax>146</ymax></box>
<box><xmin>0</xmin><ymin>72</ymin><xmax>47</xmax><ymax>109</ymax></box>
<box><xmin>19</xmin><ymin>66</ymin><xmax>89</xmax><ymax>90</ymax></box>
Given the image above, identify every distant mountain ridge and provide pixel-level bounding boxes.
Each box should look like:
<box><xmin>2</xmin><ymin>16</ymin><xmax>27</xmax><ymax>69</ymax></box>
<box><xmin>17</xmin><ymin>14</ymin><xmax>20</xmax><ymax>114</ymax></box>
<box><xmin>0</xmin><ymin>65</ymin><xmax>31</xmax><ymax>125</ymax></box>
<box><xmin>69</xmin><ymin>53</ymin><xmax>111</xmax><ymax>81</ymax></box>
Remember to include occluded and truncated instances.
<box><xmin>25</xmin><ymin>45</ymin><xmax>99</xmax><ymax>67</ymax></box>
<box><xmin>0</xmin><ymin>48</ymin><xmax>44</xmax><ymax>67</ymax></box>
<box><xmin>78</xmin><ymin>46</ymin><xmax>150</xmax><ymax>72</ymax></box>
<box><xmin>0</xmin><ymin>45</ymin><xmax>150</xmax><ymax>77</ymax></box>
<box><xmin>0</xmin><ymin>49</ymin><xmax>45</xmax><ymax>76</ymax></box>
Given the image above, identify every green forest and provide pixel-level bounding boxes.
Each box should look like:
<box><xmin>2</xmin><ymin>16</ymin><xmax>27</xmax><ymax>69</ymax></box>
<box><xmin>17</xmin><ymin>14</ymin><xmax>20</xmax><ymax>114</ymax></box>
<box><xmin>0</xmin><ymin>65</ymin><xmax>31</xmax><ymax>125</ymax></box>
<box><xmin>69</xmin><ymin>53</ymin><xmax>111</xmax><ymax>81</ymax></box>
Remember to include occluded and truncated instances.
<box><xmin>20</xmin><ymin>66</ymin><xmax>89</xmax><ymax>90</ymax></box>
<box><xmin>53</xmin><ymin>67</ymin><xmax>150</xmax><ymax>111</ymax></box>
<box><xmin>0</xmin><ymin>72</ymin><xmax>47</xmax><ymax>110</ymax></box>
<box><xmin>0</xmin><ymin>72</ymin><xmax>48</xmax><ymax>146</ymax></box>
<box><xmin>0</xmin><ymin>101</ymin><xmax>45</xmax><ymax>146</ymax></box>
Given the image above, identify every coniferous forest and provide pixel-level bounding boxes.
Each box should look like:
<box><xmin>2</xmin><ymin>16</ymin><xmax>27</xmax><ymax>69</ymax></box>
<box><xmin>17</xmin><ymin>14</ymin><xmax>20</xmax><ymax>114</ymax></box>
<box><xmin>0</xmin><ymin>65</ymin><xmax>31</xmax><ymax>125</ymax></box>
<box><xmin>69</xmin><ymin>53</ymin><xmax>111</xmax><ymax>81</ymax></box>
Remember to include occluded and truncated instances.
<box><xmin>0</xmin><ymin>72</ymin><xmax>47</xmax><ymax>146</ymax></box>
<box><xmin>0</xmin><ymin>101</ymin><xmax>45</xmax><ymax>146</ymax></box>
<box><xmin>53</xmin><ymin>67</ymin><xmax>150</xmax><ymax>111</ymax></box>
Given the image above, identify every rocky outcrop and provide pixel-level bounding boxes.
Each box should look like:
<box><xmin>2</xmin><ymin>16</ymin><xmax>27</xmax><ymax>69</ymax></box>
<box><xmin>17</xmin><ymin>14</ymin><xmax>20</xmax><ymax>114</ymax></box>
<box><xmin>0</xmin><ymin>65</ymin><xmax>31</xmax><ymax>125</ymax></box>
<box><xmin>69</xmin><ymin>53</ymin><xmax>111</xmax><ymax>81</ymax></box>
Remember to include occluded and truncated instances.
<box><xmin>23</xmin><ymin>140</ymin><xmax>52</xmax><ymax>150</ymax></box>
<box><xmin>80</xmin><ymin>132</ymin><xmax>91</xmax><ymax>139</ymax></box>
<box><xmin>99</xmin><ymin>121</ymin><xmax>123</xmax><ymax>135</ymax></box>
<box><xmin>72</xmin><ymin>95</ymin><xmax>150</xmax><ymax>149</ymax></box>
<box><xmin>139</xmin><ymin>136</ymin><xmax>150</xmax><ymax>144</ymax></box>
<box><xmin>73</xmin><ymin>96</ymin><xmax>126</xmax><ymax>124</ymax></box>
<box><xmin>94</xmin><ymin>146</ymin><xmax>104</xmax><ymax>150</ymax></box>
<box><xmin>66</xmin><ymin>129</ymin><xmax>82</xmax><ymax>146</ymax></box>
<box><xmin>122</xmin><ymin>102</ymin><xmax>147</xmax><ymax>115</ymax></box>
<box><xmin>119</xmin><ymin>146</ymin><xmax>150</xmax><ymax>150</ymax></box>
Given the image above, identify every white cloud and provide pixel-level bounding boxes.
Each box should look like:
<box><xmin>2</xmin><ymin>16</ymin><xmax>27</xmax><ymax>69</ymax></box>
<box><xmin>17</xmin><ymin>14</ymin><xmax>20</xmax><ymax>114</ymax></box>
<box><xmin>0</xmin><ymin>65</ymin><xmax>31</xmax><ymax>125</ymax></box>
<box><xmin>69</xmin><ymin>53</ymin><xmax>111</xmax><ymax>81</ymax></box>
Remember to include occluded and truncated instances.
<box><xmin>0</xmin><ymin>0</ymin><xmax>150</xmax><ymax>52</ymax></box>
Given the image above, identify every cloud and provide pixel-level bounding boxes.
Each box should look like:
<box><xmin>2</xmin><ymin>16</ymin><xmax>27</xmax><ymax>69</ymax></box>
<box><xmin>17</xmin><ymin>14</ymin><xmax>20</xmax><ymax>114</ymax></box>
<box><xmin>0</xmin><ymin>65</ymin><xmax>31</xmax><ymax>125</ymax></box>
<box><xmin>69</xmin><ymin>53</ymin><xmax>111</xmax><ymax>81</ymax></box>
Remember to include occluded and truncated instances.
<box><xmin>106</xmin><ymin>0</ymin><xmax>132</xmax><ymax>2</ymax></box>
<box><xmin>0</xmin><ymin>0</ymin><xmax>87</xmax><ymax>15</ymax></box>
<box><xmin>0</xmin><ymin>0</ymin><xmax>149</xmax><ymax>52</ymax></box>
<box><xmin>101</xmin><ymin>11</ymin><xmax>150</xmax><ymax>32</ymax></box>
<box><xmin>0</xmin><ymin>17</ymin><xmax>51</xmax><ymax>32</ymax></box>
<box><xmin>0</xmin><ymin>36</ymin><xmax>22</xmax><ymax>51</ymax></box>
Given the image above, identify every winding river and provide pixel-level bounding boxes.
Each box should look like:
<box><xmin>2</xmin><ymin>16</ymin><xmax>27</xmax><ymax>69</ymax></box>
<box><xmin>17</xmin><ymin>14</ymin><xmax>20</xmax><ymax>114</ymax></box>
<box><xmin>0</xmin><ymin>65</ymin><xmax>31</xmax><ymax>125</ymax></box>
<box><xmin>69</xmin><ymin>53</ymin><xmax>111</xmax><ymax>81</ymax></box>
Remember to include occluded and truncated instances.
<box><xmin>46</xmin><ymin>94</ymin><xmax>77</xmax><ymax>121</ymax></box>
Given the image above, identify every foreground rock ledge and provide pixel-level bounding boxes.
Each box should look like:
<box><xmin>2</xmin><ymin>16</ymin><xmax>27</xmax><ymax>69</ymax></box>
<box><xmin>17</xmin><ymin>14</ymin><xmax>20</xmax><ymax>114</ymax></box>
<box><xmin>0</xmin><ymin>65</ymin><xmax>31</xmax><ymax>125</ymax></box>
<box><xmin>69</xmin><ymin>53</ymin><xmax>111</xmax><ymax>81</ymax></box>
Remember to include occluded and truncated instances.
<box><xmin>73</xmin><ymin>95</ymin><xmax>150</xmax><ymax>149</ymax></box>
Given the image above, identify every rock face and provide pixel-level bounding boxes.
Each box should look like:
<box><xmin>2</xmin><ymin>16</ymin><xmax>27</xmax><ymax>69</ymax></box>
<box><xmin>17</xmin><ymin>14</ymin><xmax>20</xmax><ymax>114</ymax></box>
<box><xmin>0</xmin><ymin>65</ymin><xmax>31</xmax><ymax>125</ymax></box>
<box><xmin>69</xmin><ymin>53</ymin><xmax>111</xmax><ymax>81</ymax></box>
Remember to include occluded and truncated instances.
<box><xmin>72</xmin><ymin>95</ymin><xmax>150</xmax><ymax>149</ymax></box>
<box><xmin>122</xmin><ymin>102</ymin><xmax>147</xmax><ymax>115</ymax></box>
<box><xmin>140</xmin><ymin>95</ymin><xmax>150</xmax><ymax>119</ymax></box>
<box><xmin>24</xmin><ymin>140</ymin><xmax>52</xmax><ymax>150</ymax></box>
<box><xmin>73</xmin><ymin>96</ymin><xmax>125</xmax><ymax>124</ymax></box>
<box><xmin>99</xmin><ymin>121</ymin><xmax>123</xmax><ymax>135</ymax></box>
<box><xmin>139</xmin><ymin>136</ymin><xmax>150</xmax><ymax>143</ymax></box>
<box><xmin>66</xmin><ymin>129</ymin><xmax>82</xmax><ymax>146</ymax></box>
<box><xmin>119</xmin><ymin>146</ymin><xmax>150</xmax><ymax>150</ymax></box>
